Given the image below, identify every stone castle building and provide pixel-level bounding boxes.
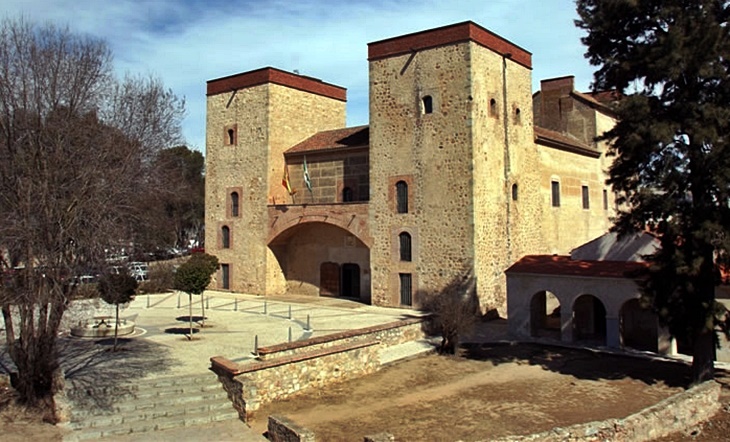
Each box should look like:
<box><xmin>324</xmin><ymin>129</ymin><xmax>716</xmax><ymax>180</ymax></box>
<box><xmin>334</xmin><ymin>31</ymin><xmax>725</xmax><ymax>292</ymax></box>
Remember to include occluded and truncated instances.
<box><xmin>204</xmin><ymin>21</ymin><xmax>617</xmax><ymax>313</ymax></box>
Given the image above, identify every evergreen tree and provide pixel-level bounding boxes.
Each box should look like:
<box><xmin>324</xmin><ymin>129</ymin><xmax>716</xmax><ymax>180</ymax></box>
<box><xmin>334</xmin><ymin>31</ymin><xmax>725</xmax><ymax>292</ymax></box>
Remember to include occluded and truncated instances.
<box><xmin>173</xmin><ymin>253</ymin><xmax>219</xmax><ymax>339</ymax></box>
<box><xmin>576</xmin><ymin>0</ymin><xmax>730</xmax><ymax>382</ymax></box>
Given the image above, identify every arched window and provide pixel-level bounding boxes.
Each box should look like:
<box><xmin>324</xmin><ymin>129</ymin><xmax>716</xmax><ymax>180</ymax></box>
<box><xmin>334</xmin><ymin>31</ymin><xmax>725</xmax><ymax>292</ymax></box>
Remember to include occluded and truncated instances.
<box><xmin>399</xmin><ymin>232</ymin><xmax>412</xmax><ymax>262</ymax></box>
<box><xmin>396</xmin><ymin>181</ymin><xmax>408</xmax><ymax>214</ymax></box>
<box><xmin>422</xmin><ymin>95</ymin><xmax>433</xmax><ymax>114</ymax></box>
<box><xmin>511</xmin><ymin>183</ymin><xmax>518</xmax><ymax>201</ymax></box>
<box><xmin>221</xmin><ymin>225</ymin><xmax>230</xmax><ymax>248</ymax></box>
<box><xmin>230</xmin><ymin>192</ymin><xmax>239</xmax><ymax>217</ymax></box>
<box><xmin>342</xmin><ymin>187</ymin><xmax>353</xmax><ymax>202</ymax></box>
<box><xmin>489</xmin><ymin>98</ymin><xmax>498</xmax><ymax>117</ymax></box>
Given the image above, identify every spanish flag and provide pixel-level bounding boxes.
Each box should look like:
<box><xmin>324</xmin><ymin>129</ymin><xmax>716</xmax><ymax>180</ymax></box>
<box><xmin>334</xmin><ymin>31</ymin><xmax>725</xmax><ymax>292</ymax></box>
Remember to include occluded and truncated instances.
<box><xmin>282</xmin><ymin>165</ymin><xmax>296</xmax><ymax>195</ymax></box>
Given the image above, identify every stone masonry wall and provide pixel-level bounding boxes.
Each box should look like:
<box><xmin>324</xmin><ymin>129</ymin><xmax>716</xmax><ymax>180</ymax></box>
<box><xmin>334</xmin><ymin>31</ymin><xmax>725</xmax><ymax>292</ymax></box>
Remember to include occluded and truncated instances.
<box><xmin>470</xmin><ymin>41</ymin><xmax>542</xmax><ymax>315</ymax></box>
<box><xmin>369</xmin><ymin>42</ymin><xmax>476</xmax><ymax>308</ymax></box>
<box><xmin>490</xmin><ymin>380</ymin><xmax>721</xmax><ymax>442</ymax></box>
<box><xmin>210</xmin><ymin>318</ymin><xmax>427</xmax><ymax>419</ymax></box>
<box><xmin>284</xmin><ymin>150</ymin><xmax>369</xmax><ymax>205</ymax></box>
<box><xmin>206</xmin><ymin>77</ymin><xmax>345</xmax><ymax>295</ymax></box>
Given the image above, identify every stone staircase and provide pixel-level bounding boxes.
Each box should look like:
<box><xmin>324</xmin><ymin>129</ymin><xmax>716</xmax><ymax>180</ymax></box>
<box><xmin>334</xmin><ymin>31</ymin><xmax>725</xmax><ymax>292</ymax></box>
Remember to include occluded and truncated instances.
<box><xmin>63</xmin><ymin>373</ymin><xmax>240</xmax><ymax>440</ymax></box>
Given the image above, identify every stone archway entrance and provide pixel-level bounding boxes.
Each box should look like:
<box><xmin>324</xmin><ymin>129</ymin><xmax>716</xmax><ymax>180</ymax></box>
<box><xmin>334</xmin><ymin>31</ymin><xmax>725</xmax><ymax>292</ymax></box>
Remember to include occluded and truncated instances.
<box><xmin>620</xmin><ymin>298</ymin><xmax>658</xmax><ymax>351</ymax></box>
<box><xmin>573</xmin><ymin>294</ymin><xmax>607</xmax><ymax>345</ymax></box>
<box><xmin>529</xmin><ymin>290</ymin><xmax>560</xmax><ymax>339</ymax></box>
<box><xmin>269</xmin><ymin>222</ymin><xmax>371</xmax><ymax>302</ymax></box>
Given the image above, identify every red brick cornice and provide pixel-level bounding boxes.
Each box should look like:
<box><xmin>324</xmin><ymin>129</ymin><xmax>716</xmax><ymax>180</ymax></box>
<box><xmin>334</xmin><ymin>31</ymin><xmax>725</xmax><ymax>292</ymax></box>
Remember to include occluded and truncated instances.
<box><xmin>206</xmin><ymin>67</ymin><xmax>347</xmax><ymax>101</ymax></box>
<box><xmin>368</xmin><ymin>21</ymin><xmax>531</xmax><ymax>69</ymax></box>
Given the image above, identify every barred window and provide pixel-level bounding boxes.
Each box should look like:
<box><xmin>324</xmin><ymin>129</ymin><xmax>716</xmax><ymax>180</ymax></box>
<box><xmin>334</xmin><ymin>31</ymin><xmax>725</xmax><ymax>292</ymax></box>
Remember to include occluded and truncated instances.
<box><xmin>230</xmin><ymin>192</ymin><xmax>239</xmax><ymax>217</ymax></box>
<box><xmin>551</xmin><ymin>181</ymin><xmax>561</xmax><ymax>207</ymax></box>
<box><xmin>221</xmin><ymin>226</ymin><xmax>230</xmax><ymax>248</ymax></box>
<box><xmin>582</xmin><ymin>185</ymin><xmax>590</xmax><ymax>209</ymax></box>
<box><xmin>396</xmin><ymin>181</ymin><xmax>408</xmax><ymax>214</ymax></box>
<box><xmin>399</xmin><ymin>232</ymin><xmax>412</xmax><ymax>262</ymax></box>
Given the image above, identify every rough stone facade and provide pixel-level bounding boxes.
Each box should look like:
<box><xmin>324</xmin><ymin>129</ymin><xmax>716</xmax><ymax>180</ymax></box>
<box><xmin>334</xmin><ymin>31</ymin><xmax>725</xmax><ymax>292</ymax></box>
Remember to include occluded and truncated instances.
<box><xmin>205</xmin><ymin>21</ymin><xmax>616</xmax><ymax>314</ymax></box>
<box><xmin>210</xmin><ymin>318</ymin><xmax>426</xmax><ymax>419</ymax></box>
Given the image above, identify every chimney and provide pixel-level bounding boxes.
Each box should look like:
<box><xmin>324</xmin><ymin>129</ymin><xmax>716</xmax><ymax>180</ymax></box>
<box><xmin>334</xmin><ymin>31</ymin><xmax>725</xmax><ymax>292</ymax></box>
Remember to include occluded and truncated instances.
<box><xmin>538</xmin><ymin>76</ymin><xmax>574</xmax><ymax>132</ymax></box>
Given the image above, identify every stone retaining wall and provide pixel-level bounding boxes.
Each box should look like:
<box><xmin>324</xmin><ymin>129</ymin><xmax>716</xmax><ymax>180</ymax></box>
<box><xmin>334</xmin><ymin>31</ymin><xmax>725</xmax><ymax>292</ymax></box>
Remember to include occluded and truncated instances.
<box><xmin>211</xmin><ymin>318</ymin><xmax>427</xmax><ymax>420</ymax></box>
<box><xmin>490</xmin><ymin>380</ymin><xmax>721</xmax><ymax>442</ymax></box>
<box><xmin>262</xmin><ymin>380</ymin><xmax>721</xmax><ymax>442</ymax></box>
<box><xmin>256</xmin><ymin>317</ymin><xmax>426</xmax><ymax>360</ymax></box>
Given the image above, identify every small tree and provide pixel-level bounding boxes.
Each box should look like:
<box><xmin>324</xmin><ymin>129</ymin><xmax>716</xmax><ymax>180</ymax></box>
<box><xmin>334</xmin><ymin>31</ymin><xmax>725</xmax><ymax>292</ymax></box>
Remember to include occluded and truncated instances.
<box><xmin>97</xmin><ymin>273</ymin><xmax>137</xmax><ymax>352</ymax></box>
<box><xmin>421</xmin><ymin>275</ymin><xmax>479</xmax><ymax>355</ymax></box>
<box><xmin>173</xmin><ymin>253</ymin><xmax>219</xmax><ymax>339</ymax></box>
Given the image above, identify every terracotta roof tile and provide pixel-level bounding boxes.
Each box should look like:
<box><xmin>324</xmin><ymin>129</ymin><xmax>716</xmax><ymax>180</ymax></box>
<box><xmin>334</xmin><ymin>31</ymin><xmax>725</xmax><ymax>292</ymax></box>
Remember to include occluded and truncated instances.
<box><xmin>534</xmin><ymin>126</ymin><xmax>599</xmax><ymax>157</ymax></box>
<box><xmin>285</xmin><ymin>125</ymin><xmax>369</xmax><ymax>155</ymax></box>
<box><xmin>505</xmin><ymin>255</ymin><xmax>649</xmax><ymax>279</ymax></box>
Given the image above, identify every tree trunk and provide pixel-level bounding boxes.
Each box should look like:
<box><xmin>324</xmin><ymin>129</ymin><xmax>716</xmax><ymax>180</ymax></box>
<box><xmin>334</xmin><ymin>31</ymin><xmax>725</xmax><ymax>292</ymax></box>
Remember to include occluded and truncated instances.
<box><xmin>692</xmin><ymin>327</ymin><xmax>715</xmax><ymax>384</ymax></box>
<box><xmin>200</xmin><ymin>294</ymin><xmax>205</xmax><ymax>327</ymax></box>
<box><xmin>188</xmin><ymin>292</ymin><xmax>193</xmax><ymax>340</ymax></box>
<box><xmin>113</xmin><ymin>303</ymin><xmax>119</xmax><ymax>351</ymax></box>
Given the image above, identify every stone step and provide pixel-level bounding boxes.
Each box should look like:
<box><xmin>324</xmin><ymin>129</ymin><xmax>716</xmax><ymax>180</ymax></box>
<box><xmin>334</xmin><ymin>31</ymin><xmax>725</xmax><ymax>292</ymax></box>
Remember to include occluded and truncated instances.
<box><xmin>68</xmin><ymin>394</ymin><xmax>234</xmax><ymax>424</ymax></box>
<box><xmin>68</xmin><ymin>379</ymin><xmax>224</xmax><ymax>403</ymax></box>
<box><xmin>64</xmin><ymin>408</ymin><xmax>240</xmax><ymax>441</ymax></box>
<box><xmin>65</xmin><ymin>373</ymin><xmax>238</xmax><ymax>439</ymax></box>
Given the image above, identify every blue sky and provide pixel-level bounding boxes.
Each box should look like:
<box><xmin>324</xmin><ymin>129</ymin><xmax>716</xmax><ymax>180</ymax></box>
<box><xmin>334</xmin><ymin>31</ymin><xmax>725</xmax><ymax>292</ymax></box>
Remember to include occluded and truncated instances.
<box><xmin>3</xmin><ymin>0</ymin><xmax>595</xmax><ymax>152</ymax></box>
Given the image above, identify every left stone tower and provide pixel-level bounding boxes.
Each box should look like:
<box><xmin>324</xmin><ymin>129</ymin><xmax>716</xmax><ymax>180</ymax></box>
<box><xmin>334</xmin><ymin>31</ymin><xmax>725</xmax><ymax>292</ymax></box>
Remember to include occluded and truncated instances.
<box><xmin>205</xmin><ymin>68</ymin><xmax>346</xmax><ymax>293</ymax></box>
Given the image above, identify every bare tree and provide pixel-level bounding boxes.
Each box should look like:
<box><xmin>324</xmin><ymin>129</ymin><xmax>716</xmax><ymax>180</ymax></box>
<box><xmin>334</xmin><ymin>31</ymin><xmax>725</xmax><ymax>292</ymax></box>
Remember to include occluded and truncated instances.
<box><xmin>0</xmin><ymin>18</ymin><xmax>184</xmax><ymax>419</ymax></box>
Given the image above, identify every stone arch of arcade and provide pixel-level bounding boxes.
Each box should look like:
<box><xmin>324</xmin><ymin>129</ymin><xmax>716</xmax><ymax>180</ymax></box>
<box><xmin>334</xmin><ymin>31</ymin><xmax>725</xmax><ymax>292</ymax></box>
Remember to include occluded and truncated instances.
<box><xmin>507</xmin><ymin>273</ymin><xmax>648</xmax><ymax>350</ymax></box>
<box><xmin>266</xmin><ymin>203</ymin><xmax>372</xmax><ymax>303</ymax></box>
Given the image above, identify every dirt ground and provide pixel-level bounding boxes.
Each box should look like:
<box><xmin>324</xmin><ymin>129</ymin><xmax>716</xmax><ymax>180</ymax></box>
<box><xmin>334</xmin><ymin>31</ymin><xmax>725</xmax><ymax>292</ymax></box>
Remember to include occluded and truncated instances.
<box><xmin>2</xmin><ymin>343</ymin><xmax>730</xmax><ymax>441</ymax></box>
<box><xmin>251</xmin><ymin>344</ymin><xmax>725</xmax><ymax>441</ymax></box>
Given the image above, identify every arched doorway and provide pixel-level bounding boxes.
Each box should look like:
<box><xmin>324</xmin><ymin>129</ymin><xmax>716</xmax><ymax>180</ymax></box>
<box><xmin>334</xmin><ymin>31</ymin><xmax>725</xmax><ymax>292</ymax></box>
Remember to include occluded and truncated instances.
<box><xmin>573</xmin><ymin>294</ymin><xmax>607</xmax><ymax>344</ymax></box>
<box><xmin>620</xmin><ymin>298</ymin><xmax>658</xmax><ymax>352</ymax></box>
<box><xmin>529</xmin><ymin>290</ymin><xmax>561</xmax><ymax>339</ymax></box>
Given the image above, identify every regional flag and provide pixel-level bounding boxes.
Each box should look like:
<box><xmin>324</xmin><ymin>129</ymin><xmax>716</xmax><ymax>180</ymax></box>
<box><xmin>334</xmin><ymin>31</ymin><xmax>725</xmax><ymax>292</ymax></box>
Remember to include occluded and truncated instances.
<box><xmin>303</xmin><ymin>156</ymin><xmax>313</xmax><ymax>193</ymax></box>
<box><xmin>282</xmin><ymin>165</ymin><xmax>296</xmax><ymax>195</ymax></box>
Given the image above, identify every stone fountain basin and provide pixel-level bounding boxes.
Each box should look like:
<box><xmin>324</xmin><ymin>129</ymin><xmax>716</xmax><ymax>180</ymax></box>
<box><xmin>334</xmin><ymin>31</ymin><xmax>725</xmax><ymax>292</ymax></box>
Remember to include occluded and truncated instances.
<box><xmin>70</xmin><ymin>317</ymin><xmax>135</xmax><ymax>338</ymax></box>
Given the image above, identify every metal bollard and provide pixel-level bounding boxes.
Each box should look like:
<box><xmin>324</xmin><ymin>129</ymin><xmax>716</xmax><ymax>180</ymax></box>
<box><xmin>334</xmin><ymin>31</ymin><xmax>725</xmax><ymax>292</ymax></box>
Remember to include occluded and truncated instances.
<box><xmin>264</xmin><ymin>301</ymin><xmax>267</xmax><ymax>315</ymax></box>
<box><xmin>146</xmin><ymin>294</ymin><xmax>150</xmax><ymax>308</ymax></box>
<box><xmin>288</xmin><ymin>327</ymin><xmax>292</xmax><ymax>343</ymax></box>
<box><xmin>288</xmin><ymin>305</ymin><xmax>292</xmax><ymax>320</ymax></box>
<box><xmin>306</xmin><ymin>314</ymin><xmax>311</xmax><ymax>331</ymax></box>
<box><xmin>234</xmin><ymin>298</ymin><xmax>238</xmax><ymax>311</ymax></box>
<box><xmin>177</xmin><ymin>293</ymin><xmax>181</xmax><ymax>309</ymax></box>
<box><xmin>205</xmin><ymin>296</ymin><xmax>209</xmax><ymax>309</ymax></box>
<box><xmin>254</xmin><ymin>335</ymin><xmax>259</xmax><ymax>356</ymax></box>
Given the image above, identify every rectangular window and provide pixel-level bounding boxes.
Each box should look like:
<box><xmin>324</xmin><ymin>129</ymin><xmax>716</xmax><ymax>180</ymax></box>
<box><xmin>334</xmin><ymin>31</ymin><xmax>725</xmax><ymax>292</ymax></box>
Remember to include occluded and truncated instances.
<box><xmin>582</xmin><ymin>185</ymin><xmax>590</xmax><ymax>209</ymax></box>
<box><xmin>221</xmin><ymin>264</ymin><xmax>230</xmax><ymax>290</ymax></box>
<box><xmin>603</xmin><ymin>189</ymin><xmax>609</xmax><ymax>210</ymax></box>
<box><xmin>399</xmin><ymin>273</ymin><xmax>412</xmax><ymax>306</ymax></box>
<box><xmin>551</xmin><ymin>181</ymin><xmax>561</xmax><ymax>207</ymax></box>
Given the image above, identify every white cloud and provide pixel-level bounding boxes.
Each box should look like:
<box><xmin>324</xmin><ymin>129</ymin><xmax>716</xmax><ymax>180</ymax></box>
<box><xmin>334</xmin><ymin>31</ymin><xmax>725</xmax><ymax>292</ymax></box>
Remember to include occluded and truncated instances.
<box><xmin>3</xmin><ymin>0</ymin><xmax>596</xmax><ymax>152</ymax></box>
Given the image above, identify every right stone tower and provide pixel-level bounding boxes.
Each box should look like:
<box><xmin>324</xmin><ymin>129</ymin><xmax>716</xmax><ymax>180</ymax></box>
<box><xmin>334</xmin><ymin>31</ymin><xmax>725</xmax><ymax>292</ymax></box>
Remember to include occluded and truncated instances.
<box><xmin>367</xmin><ymin>22</ymin><xmax>543</xmax><ymax>313</ymax></box>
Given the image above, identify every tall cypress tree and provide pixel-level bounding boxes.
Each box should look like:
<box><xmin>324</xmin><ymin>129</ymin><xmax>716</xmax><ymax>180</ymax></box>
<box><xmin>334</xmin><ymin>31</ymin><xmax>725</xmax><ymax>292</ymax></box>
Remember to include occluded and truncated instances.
<box><xmin>576</xmin><ymin>0</ymin><xmax>730</xmax><ymax>382</ymax></box>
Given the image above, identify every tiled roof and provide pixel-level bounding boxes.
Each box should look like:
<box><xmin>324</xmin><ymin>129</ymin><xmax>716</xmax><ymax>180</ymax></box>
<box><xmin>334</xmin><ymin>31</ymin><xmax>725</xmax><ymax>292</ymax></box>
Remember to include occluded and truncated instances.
<box><xmin>505</xmin><ymin>255</ymin><xmax>649</xmax><ymax>279</ymax></box>
<box><xmin>534</xmin><ymin>126</ymin><xmax>600</xmax><ymax>158</ymax></box>
<box><xmin>572</xmin><ymin>91</ymin><xmax>617</xmax><ymax>116</ymax></box>
<box><xmin>285</xmin><ymin>125</ymin><xmax>369</xmax><ymax>155</ymax></box>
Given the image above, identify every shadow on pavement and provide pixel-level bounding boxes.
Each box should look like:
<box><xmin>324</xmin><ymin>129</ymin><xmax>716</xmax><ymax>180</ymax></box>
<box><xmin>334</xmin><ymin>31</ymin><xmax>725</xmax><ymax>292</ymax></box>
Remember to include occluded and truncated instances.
<box><xmin>461</xmin><ymin>342</ymin><xmax>692</xmax><ymax>388</ymax></box>
<box><xmin>58</xmin><ymin>336</ymin><xmax>175</xmax><ymax>411</ymax></box>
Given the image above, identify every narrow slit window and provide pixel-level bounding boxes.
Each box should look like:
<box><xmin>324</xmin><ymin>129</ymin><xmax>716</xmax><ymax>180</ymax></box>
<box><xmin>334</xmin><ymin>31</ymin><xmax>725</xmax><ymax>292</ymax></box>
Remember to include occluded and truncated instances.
<box><xmin>551</xmin><ymin>181</ymin><xmax>561</xmax><ymax>207</ymax></box>
<box><xmin>422</xmin><ymin>95</ymin><xmax>433</xmax><ymax>114</ymax></box>
<box><xmin>511</xmin><ymin>183</ymin><xmax>518</xmax><ymax>201</ymax></box>
<box><xmin>230</xmin><ymin>192</ymin><xmax>239</xmax><ymax>217</ymax></box>
<box><xmin>396</xmin><ymin>181</ymin><xmax>408</xmax><ymax>214</ymax></box>
<box><xmin>399</xmin><ymin>232</ymin><xmax>412</xmax><ymax>262</ymax></box>
<box><xmin>582</xmin><ymin>185</ymin><xmax>590</xmax><ymax>209</ymax></box>
<box><xmin>489</xmin><ymin>98</ymin><xmax>497</xmax><ymax>117</ymax></box>
<box><xmin>221</xmin><ymin>264</ymin><xmax>230</xmax><ymax>290</ymax></box>
<box><xmin>221</xmin><ymin>225</ymin><xmax>230</xmax><ymax>248</ymax></box>
<box><xmin>603</xmin><ymin>189</ymin><xmax>609</xmax><ymax>210</ymax></box>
